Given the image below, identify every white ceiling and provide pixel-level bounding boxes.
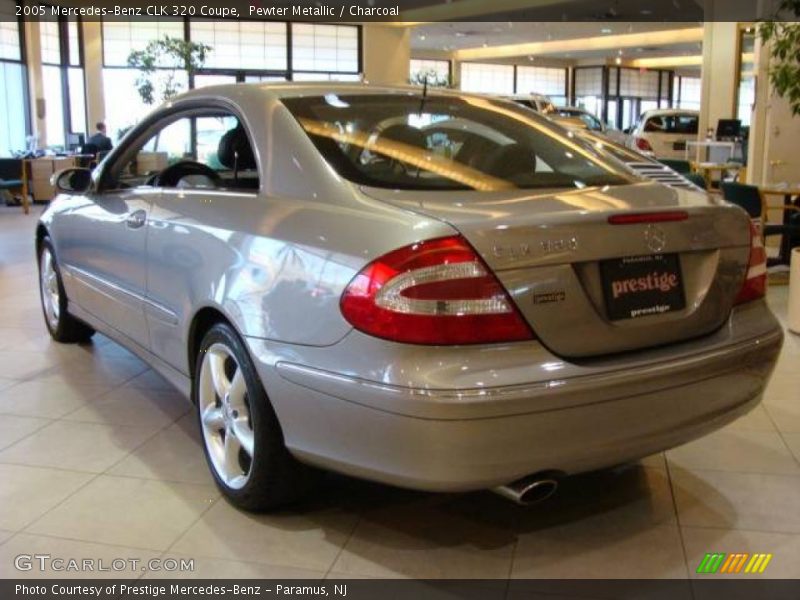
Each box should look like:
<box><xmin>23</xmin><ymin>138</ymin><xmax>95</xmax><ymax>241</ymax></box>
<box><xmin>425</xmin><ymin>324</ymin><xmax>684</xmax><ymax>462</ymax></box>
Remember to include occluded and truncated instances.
<box><xmin>410</xmin><ymin>22</ymin><xmax>703</xmax><ymax>64</ymax></box>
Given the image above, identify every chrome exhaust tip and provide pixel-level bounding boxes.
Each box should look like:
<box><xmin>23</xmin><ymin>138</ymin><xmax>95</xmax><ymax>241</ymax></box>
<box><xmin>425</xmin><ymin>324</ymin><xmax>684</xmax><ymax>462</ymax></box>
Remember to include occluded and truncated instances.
<box><xmin>492</xmin><ymin>474</ymin><xmax>559</xmax><ymax>506</ymax></box>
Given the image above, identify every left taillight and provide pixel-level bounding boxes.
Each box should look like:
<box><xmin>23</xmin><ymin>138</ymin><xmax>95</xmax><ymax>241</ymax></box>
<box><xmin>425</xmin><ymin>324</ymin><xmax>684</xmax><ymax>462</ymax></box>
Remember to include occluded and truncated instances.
<box><xmin>734</xmin><ymin>220</ymin><xmax>767</xmax><ymax>305</ymax></box>
<box><xmin>340</xmin><ymin>235</ymin><xmax>535</xmax><ymax>345</ymax></box>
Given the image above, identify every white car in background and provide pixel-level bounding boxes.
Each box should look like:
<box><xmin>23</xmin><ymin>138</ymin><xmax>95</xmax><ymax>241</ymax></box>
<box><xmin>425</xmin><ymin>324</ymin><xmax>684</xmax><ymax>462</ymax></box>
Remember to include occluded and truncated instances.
<box><xmin>554</xmin><ymin>106</ymin><xmax>629</xmax><ymax>145</ymax></box>
<box><xmin>506</xmin><ymin>93</ymin><xmax>556</xmax><ymax>113</ymax></box>
<box><xmin>629</xmin><ymin>109</ymin><xmax>699</xmax><ymax>159</ymax></box>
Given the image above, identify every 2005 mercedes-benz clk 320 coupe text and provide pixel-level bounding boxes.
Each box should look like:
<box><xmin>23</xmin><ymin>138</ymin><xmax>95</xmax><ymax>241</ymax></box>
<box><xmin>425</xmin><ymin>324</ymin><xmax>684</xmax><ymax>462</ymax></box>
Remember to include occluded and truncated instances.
<box><xmin>37</xmin><ymin>84</ymin><xmax>783</xmax><ymax>509</ymax></box>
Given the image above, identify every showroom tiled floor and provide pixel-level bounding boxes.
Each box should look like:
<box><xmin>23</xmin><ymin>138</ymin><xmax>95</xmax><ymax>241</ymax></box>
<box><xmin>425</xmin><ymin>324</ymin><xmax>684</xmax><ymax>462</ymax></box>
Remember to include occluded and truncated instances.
<box><xmin>0</xmin><ymin>205</ymin><xmax>799</xmax><ymax>585</ymax></box>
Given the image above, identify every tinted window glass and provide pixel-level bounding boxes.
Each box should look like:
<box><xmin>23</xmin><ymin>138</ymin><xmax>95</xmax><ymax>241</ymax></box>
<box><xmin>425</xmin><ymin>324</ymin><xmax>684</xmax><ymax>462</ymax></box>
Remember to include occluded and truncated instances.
<box><xmin>644</xmin><ymin>114</ymin><xmax>698</xmax><ymax>134</ymax></box>
<box><xmin>104</xmin><ymin>112</ymin><xmax>259</xmax><ymax>191</ymax></box>
<box><xmin>282</xmin><ymin>94</ymin><xmax>629</xmax><ymax>191</ymax></box>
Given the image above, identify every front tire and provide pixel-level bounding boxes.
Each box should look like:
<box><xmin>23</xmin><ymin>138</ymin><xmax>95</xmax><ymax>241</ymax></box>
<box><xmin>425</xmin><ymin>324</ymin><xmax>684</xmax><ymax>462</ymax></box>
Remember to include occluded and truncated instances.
<box><xmin>194</xmin><ymin>322</ymin><xmax>317</xmax><ymax>510</ymax></box>
<box><xmin>38</xmin><ymin>237</ymin><xmax>95</xmax><ymax>343</ymax></box>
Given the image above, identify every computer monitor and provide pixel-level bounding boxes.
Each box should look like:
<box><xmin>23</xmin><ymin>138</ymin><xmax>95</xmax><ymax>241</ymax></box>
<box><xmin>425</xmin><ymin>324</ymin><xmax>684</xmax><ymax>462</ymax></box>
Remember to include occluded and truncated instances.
<box><xmin>716</xmin><ymin>119</ymin><xmax>741</xmax><ymax>140</ymax></box>
<box><xmin>67</xmin><ymin>132</ymin><xmax>85</xmax><ymax>152</ymax></box>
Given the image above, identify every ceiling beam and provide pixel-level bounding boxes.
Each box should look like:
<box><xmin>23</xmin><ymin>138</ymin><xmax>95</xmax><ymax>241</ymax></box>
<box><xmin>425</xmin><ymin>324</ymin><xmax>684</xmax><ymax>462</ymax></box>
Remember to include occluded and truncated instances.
<box><xmin>628</xmin><ymin>51</ymin><xmax>752</xmax><ymax>69</ymax></box>
<box><xmin>454</xmin><ymin>27</ymin><xmax>704</xmax><ymax>61</ymax></box>
<box><xmin>628</xmin><ymin>55</ymin><xmax>702</xmax><ymax>68</ymax></box>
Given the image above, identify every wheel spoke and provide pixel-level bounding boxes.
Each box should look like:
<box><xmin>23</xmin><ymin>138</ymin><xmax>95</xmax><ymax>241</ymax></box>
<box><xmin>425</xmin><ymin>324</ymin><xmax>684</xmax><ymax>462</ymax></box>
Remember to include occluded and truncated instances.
<box><xmin>231</xmin><ymin>417</ymin><xmax>254</xmax><ymax>457</ymax></box>
<box><xmin>223</xmin><ymin>426</ymin><xmax>243</xmax><ymax>482</ymax></box>
<box><xmin>208</xmin><ymin>349</ymin><xmax>231</xmax><ymax>399</ymax></box>
<box><xmin>227</xmin><ymin>369</ymin><xmax>247</xmax><ymax>409</ymax></box>
<box><xmin>201</xmin><ymin>404</ymin><xmax>224</xmax><ymax>430</ymax></box>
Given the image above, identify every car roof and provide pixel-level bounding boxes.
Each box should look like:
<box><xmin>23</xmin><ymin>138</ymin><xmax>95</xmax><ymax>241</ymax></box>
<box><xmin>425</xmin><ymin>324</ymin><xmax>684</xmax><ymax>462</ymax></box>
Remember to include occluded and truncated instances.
<box><xmin>640</xmin><ymin>108</ymin><xmax>699</xmax><ymax>118</ymax></box>
<box><xmin>174</xmin><ymin>81</ymin><xmax>485</xmax><ymax>103</ymax></box>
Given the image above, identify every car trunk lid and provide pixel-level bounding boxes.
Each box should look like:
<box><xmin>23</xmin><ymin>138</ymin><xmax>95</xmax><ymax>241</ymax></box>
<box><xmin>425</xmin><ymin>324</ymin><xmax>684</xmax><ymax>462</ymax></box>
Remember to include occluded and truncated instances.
<box><xmin>360</xmin><ymin>182</ymin><xmax>752</xmax><ymax>357</ymax></box>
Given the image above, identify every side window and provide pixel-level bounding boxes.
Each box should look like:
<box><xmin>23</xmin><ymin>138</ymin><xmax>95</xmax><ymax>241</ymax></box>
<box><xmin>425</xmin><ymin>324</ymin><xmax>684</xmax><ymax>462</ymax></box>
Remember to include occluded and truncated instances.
<box><xmin>580</xmin><ymin>114</ymin><xmax>602</xmax><ymax>131</ymax></box>
<box><xmin>104</xmin><ymin>110</ymin><xmax>259</xmax><ymax>192</ymax></box>
<box><xmin>644</xmin><ymin>117</ymin><xmax>664</xmax><ymax>132</ymax></box>
<box><xmin>113</xmin><ymin>118</ymin><xmax>191</xmax><ymax>189</ymax></box>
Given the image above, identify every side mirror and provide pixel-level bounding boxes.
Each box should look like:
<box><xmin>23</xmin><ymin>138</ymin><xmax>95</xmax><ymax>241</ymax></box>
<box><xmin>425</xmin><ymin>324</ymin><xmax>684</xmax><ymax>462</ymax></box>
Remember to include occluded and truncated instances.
<box><xmin>52</xmin><ymin>168</ymin><xmax>92</xmax><ymax>194</ymax></box>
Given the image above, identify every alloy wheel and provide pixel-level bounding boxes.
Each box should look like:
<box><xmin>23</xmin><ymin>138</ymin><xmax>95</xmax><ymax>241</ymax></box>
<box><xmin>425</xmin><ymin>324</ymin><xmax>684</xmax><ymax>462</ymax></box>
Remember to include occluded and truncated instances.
<box><xmin>40</xmin><ymin>247</ymin><xmax>60</xmax><ymax>330</ymax></box>
<box><xmin>198</xmin><ymin>342</ymin><xmax>255</xmax><ymax>489</ymax></box>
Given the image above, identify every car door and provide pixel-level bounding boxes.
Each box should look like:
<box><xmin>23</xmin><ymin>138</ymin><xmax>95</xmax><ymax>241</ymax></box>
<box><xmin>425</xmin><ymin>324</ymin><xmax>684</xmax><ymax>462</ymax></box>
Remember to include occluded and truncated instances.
<box><xmin>64</xmin><ymin>114</ymin><xmax>193</xmax><ymax>350</ymax></box>
<box><xmin>62</xmin><ymin>172</ymin><xmax>154</xmax><ymax>351</ymax></box>
<box><xmin>144</xmin><ymin>111</ymin><xmax>256</xmax><ymax>372</ymax></box>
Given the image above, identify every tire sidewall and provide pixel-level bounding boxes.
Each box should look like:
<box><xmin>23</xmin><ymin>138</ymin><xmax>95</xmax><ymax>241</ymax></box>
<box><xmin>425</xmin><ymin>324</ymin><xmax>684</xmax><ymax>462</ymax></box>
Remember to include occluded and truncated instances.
<box><xmin>193</xmin><ymin>322</ymin><xmax>277</xmax><ymax>504</ymax></box>
<box><xmin>38</xmin><ymin>238</ymin><xmax>69</xmax><ymax>339</ymax></box>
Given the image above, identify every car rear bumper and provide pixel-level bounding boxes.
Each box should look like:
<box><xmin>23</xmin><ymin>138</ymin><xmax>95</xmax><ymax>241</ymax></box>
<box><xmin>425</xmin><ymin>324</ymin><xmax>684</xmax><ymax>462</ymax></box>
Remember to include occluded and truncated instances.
<box><xmin>247</xmin><ymin>301</ymin><xmax>783</xmax><ymax>492</ymax></box>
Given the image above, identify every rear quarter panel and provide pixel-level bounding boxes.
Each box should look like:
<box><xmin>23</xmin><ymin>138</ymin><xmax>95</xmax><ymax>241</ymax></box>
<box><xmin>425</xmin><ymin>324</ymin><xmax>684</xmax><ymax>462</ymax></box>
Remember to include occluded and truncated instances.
<box><xmin>145</xmin><ymin>99</ymin><xmax>455</xmax><ymax>375</ymax></box>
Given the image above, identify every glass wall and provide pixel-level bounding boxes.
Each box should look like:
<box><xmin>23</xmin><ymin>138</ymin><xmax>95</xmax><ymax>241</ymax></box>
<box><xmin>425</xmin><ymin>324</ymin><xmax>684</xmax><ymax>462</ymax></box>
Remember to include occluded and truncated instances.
<box><xmin>574</xmin><ymin>65</ymin><xmax>674</xmax><ymax>130</ymax></box>
<box><xmin>736</xmin><ymin>28</ymin><xmax>756</xmax><ymax>127</ymax></box>
<box><xmin>460</xmin><ymin>63</ymin><xmax>514</xmax><ymax>94</ymax></box>
<box><xmin>292</xmin><ymin>23</ymin><xmax>359</xmax><ymax>76</ymax></box>
<box><xmin>0</xmin><ymin>61</ymin><xmax>27</xmax><ymax>156</ymax></box>
<box><xmin>38</xmin><ymin>14</ymin><xmax>86</xmax><ymax>148</ymax></box>
<box><xmin>101</xmin><ymin>19</ymin><xmax>362</xmax><ymax>139</ymax></box>
<box><xmin>573</xmin><ymin>66</ymin><xmax>603</xmax><ymax>119</ymax></box>
<box><xmin>460</xmin><ymin>62</ymin><xmax>568</xmax><ymax>100</ymax></box>
<box><xmin>0</xmin><ymin>0</ymin><xmax>27</xmax><ymax>156</ymax></box>
<box><xmin>190</xmin><ymin>20</ymin><xmax>287</xmax><ymax>71</ymax></box>
<box><xmin>673</xmin><ymin>76</ymin><xmax>701</xmax><ymax>111</ymax></box>
<box><xmin>409</xmin><ymin>58</ymin><xmax>450</xmax><ymax>86</ymax></box>
<box><xmin>516</xmin><ymin>65</ymin><xmax>567</xmax><ymax>105</ymax></box>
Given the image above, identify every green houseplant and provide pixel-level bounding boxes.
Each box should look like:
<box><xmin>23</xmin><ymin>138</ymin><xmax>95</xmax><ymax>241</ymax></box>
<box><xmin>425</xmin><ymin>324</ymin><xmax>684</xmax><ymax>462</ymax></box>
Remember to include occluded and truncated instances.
<box><xmin>759</xmin><ymin>0</ymin><xmax>800</xmax><ymax>116</ymax></box>
<box><xmin>127</xmin><ymin>35</ymin><xmax>211</xmax><ymax>106</ymax></box>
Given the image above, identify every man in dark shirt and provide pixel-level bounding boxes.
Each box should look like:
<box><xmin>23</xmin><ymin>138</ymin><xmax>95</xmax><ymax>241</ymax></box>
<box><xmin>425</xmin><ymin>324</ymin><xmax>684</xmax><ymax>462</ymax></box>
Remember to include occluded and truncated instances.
<box><xmin>86</xmin><ymin>122</ymin><xmax>113</xmax><ymax>152</ymax></box>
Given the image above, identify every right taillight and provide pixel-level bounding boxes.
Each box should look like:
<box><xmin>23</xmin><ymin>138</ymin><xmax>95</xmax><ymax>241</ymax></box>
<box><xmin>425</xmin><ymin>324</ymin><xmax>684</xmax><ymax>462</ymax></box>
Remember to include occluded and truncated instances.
<box><xmin>340</xmin><ymin>235</ymin><xmax>534</xmax><ymax>345</ymax></box>
<box><xmin>734</xmin><ymin>220</ymin><xmax>767</xmax><ymax>305</ymax></box>
<box><xmin>634</xmin><ymin>137</ymin><xmax>653</xmax><ymax>153</ymax></box>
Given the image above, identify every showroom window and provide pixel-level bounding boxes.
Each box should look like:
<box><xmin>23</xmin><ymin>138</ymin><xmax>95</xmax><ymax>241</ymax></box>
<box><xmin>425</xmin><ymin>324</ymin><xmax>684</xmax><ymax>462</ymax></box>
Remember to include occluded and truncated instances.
<box><xmin>516</xmin><ymin>65</ymin><xmax>567</xmax><ymax>105</ymax></box>
<box><xmin>102</xmin><ymin>18</ymin><xmax>184</xmax><ymax>66</ymax></box>
<box><xmin>101</xmin><ymin>18</ymin><xmax>187</xmax><ymax>141</ymax></box>
<box><xmin>673</xmin><ymin>76</ymin><xmax>701</xmax><ymax>111</ymax></box>
<box><xmin>0</xmin><ymin>1</ymin><xmax>28</xmax><ymax>157</ymax></box>
<box><xmin>101</xmin><ymin>19</ymin><xmax>363</xmax><ymax>136</ymax></box>
<box><xmin>39</xmin><ymin>12</ymin><xmax>86</xmax><ymax>149</ymax></box>
<box><xmin>189</xmin><ymin>19</ymin><xmax>287</xmax><ymax>71</ymax></box>
<box><xmin>573</xmin><ymin>66</ymin><xmax>604</xmax><ymax>119</ymax></box>
<box><xmin>460</xmin><ymin>63</ymin><xmax>514</xmax><ymax>94</ymax></box>
<box><xmin>291</xmin><ymin>23</ymin><xmax>359</xmax><ymax>77</ymax></box>
<box><xmin>575</xmin><ymin>65</ymin><xmax>674</xmax><ymax>131</ymax></box>
<box><xmin>409</xmin><ymin>58</ymin><xmax>450</xmax><ymax>86</ymax></box>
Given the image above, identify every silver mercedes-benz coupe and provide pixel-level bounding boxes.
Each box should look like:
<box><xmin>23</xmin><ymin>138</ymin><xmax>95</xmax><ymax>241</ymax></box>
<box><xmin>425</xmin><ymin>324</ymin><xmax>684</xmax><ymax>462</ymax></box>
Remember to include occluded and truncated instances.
<box><xmin>37</xmin><ymin>83</ymin><xmax>783</xmax><ymax>510</ymax></box>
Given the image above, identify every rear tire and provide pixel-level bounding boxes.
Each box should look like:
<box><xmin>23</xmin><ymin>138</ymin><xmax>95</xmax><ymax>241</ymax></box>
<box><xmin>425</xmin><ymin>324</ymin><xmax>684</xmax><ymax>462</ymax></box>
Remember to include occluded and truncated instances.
<box><xmin>194</xmin><ymin>322</ymin><xmax>317</xmax><ymax>511</ymax></box>
<box><xmin>38</xmin><ymin>237</ymin><xmax>95</xmax><ymax>344</ymax></box>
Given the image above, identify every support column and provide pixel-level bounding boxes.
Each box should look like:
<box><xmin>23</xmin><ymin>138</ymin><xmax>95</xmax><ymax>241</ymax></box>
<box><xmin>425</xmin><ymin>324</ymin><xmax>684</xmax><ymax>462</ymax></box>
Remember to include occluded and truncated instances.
<box><xmin>82</xmin><ymin>20</ymin><xmax>105</xmax><ymax>133</ymax></box>
<box><xmin>698</xmin><ymin>21</ymin><xmax>738</xmax><ymax>144</ymax></box>
<box><xmin>362</xmin><ymin>25</ymin><xmax>411</xmax><ymax>86</ymax></box>
<box><xmin>23</xmin><ymin>19</ymin><xmax>45</xmax><ymax>147</ymax></box>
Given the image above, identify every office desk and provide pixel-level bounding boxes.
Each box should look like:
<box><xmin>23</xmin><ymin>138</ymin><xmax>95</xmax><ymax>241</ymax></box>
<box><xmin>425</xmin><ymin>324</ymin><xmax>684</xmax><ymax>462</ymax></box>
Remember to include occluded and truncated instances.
<box><xmin>21</xmin><ymin>156</ymin><xmax>79</xmax><ymax>205</ymax></box>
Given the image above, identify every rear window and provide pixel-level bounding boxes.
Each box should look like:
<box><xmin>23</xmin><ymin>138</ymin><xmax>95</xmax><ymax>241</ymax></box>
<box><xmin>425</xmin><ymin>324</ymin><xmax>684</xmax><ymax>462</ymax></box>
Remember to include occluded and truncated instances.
<box><xmin>643</xmin><ymin>114</ymin><xmax>698</xmax><ymax>134</ymax></box>
<box><xmin>282</xmin><ymin>94</ymin><xmax>630</xmax><ymax>191</ymax></box>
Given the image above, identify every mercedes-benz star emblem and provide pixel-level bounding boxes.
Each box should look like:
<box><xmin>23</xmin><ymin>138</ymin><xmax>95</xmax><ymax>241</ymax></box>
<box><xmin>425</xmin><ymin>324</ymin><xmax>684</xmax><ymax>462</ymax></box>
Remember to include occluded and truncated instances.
<box><xmin>644</xmin><ymin>224</ymin><xmax>667</xmax><ymax>253</ymax></box>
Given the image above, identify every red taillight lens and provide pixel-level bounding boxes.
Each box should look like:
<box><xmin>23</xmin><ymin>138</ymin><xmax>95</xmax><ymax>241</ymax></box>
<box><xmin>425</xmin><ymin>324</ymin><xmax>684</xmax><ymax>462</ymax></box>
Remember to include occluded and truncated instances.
<box><xmin>734</xmin><ymin>220</ymin><xmax>767</xmax><ymax>305</ymax></box>
<box><xmin>635</xmin><ymin>137</ymin><xmax>653</xmax><ymax>152</ymax></box>
<box><xmin>340</xmin><ymin>235</ymin><xmax>534</xmax><ymax>345</ymax></box>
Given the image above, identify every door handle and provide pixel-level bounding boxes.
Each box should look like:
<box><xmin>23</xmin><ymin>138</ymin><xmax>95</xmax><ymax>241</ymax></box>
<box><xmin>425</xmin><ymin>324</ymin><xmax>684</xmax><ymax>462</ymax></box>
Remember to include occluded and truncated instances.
<box><xmin>126</xmin><ymin>210</ymin><xmax>147</xmax><ymax>229</ymax></box>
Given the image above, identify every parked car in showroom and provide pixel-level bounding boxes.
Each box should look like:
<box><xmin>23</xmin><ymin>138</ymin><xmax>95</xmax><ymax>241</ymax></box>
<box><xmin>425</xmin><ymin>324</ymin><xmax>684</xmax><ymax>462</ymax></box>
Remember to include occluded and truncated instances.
<box><xmin>37</xmin><ymin>84</ymin><xmax>782</xmax><ymax>510</ymax></box>
<box><xmin>554</xmin><ymin>106</ymin><xmax>629</xmax><ymax>145</ymax></box>
<box><xmin>505</xmin><ymin>92</ymin><xmax>556</xmax><ymax>113</ymax></box>
<box><xmin>629</xmin><ymin>108</ymin><xmax>700</xmax><ymax>159</ymax></box>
